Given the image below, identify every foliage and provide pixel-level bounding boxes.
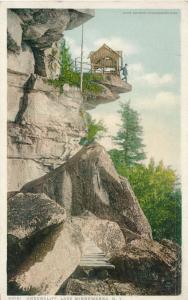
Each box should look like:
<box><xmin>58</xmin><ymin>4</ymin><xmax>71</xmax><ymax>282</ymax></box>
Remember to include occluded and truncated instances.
<box><xmin>113</xmin><ymin>101</ymin><xmax>146</xmax><ymax>166</ymax></box>
<box><xmin>48</xmin><ymin>39</ymin><xmax>103</xmax><ymax>95</ymax></box>
<box><xmin>108</xmin><ymin>148</ymin><xmax>126</xmax><ymax>173</ymax></box>
<box><xmin>80</xmin><ymin>113</ymin><xmax>107</xmax><ymax>145</ymax></box>
<box><xmin>109</xmin><ymin>100</ymin><xmax>181</xmax><ymax>244</ymax></box>
<box><xmin>82</xmin><ymin>73</ymin><xmax>103</xmax><ymax>96</ymax></box>
<box><xmin>109</xmin><ymin>152</ymin><xmax>181</xmax><ymax>244</ymax></box>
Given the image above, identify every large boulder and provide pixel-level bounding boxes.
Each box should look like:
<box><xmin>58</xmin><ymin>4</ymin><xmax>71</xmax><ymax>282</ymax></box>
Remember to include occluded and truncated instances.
<box><xmin>8</xmin><ymin>192</ymin><xmax>66</xmax><ymax>240</ymax></box>
<box><xmin>7</xmin><ymin>192</ymin><xmax>66</xmax><ymax>275</ymax></box>
<box><xmin>21</xmin><ymin>143</ymin><xmax>152</xmax><ymax>239</ymax></box>
<box><xmin>8</xmin><ymin>221</ymin><xmax>84</xmax><ymax>295</ymax></box>
<box><xmin>110</xmin><ymin>238</ymin><xmax>181</xmax><ymax>295</ymax></box>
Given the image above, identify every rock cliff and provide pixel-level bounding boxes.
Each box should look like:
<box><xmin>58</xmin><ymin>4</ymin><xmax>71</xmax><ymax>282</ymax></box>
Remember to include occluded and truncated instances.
<box><xmin>7</xmin><ymin>9</ymin><xmax>94</xmax><ymax>191</ymax></box>
<box><xmin>7</xmin><ymin>9</ymin><xmax>132</xmax><ymax>191</ymax></box>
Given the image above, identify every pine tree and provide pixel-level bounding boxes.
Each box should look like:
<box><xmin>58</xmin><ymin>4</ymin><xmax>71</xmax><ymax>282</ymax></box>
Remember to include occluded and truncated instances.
<box><xmin>113</xmin><ymin>101</ymin><xmax>146</xmax><ymax>166</ymax></box>
<box><xmin>60</xmin><ymin>39</ymin><xmax>73</xmax><ymax>74</ymax></box>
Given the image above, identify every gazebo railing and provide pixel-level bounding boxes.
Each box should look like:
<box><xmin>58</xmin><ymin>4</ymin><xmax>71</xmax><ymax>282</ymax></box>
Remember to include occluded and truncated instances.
<box><xmin>74</xmin><ymin>60</ymin><xmax>120</xmax><ymax>75</ymax></box>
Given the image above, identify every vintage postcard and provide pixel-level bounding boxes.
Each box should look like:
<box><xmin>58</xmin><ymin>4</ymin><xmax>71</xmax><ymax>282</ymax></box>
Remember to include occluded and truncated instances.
<box><xmin>0</xmin><ymin>0</ymin><xmax>188</xmax><ymax>299</ymax></box>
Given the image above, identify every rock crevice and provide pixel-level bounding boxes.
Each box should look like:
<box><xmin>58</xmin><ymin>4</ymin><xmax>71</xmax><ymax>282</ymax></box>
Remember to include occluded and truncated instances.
<box><xmin>15</xmin><ymin>74</ymin><xmax>36</xmax><ymax>124</ymax></box>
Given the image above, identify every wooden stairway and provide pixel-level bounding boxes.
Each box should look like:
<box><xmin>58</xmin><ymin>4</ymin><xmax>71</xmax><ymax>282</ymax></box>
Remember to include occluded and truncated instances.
<box><xmin>79</xmin><ymin>238</ymin><xmax>115</xmax><ymax>270</ymax></box>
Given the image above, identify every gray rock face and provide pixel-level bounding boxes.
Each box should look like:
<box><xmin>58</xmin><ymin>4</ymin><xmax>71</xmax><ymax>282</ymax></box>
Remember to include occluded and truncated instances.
<box><xmin>7</xmin><ymin>157</ymin><xmax>49</xmax><ymax>193</ymax></box>
<box><xmin>66</xmin><ymin>9</ymin><xmax>95</xmax><ymax>30</ymax></box>
<box><xmin>110</xmin><ymin>238</ymin><xmax>181</xmax><ymax>295</ymax></box>
<box><xmin>7</xmin><ymin>56</ymin><xmax>85</xmax><ymax>193</ymax></box>
<box><xmin>7</xmin><ymin>192</ymin><xmax>66</xmax><ymax>275</ymax></box>
<box><xmin>7</xmin><ymin>9</ymin><xmax>94</xmax><ymax>191</ymax></box>
<box><xmin>43</xmin><ymin>41</ymin><xmax>61</xmax><ymax>79</ymax></box>
<box><xmin>16</xmin><ymin>9</ymin><xmax>70</xmax><ymax>47</ymax></box>
<box><xmin>10</xmin><ymin>9</ymin><xmax>94</xmax><ymax>77</ymax></box>
<box><xmin>13</xmin><ymin>9</ymin><xmax>94</xmax><ymax>47</ymax></box>
<box><xmin>8</xmin><ymin>43</ymin><xmax>35</xmax><ymax>75</ymax></box>
<box><xmin>8</xmin><ymin>222</ymin><xmax>84</xmax><ymax>295</ymax></box>
<box><xmin>7</xmin><ymin>71</ymin><xmax>28</xmax><ymax>122</ymax></box>
<box><xmin>7</xmin><ymin>80</ymin><xmax>85</xmax><ymax>191</ymax></box>
<box><xmin>21</xmin><ymin>143</ymin><xmax>152</xmax><ymax>239</ymax></box>
<box><xmin>7</xmin><ymin>10</ymin><xmax>23</xmax><ymax>52</ymax></box>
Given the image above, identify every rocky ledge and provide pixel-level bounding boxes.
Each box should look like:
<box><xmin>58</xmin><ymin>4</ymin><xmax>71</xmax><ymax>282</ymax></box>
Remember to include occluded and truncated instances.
<box><xmin>85</xmin><ymin>74</ymin><xmax>132</xmax><ymax>110</ymax></box>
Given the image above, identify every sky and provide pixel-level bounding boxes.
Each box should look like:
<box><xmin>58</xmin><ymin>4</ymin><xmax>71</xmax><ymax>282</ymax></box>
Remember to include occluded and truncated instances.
<box><xmin>65</xmin><ymin>9</ymin><xmax>181</xmax><ymax>174</ymax></box>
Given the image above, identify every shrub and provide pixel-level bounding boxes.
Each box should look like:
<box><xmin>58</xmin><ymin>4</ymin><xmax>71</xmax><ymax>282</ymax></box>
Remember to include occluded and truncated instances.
<box><xmin>80</xmin><ymin>113</ymin><xmax>107</xmax><ymax>145</ymax></box>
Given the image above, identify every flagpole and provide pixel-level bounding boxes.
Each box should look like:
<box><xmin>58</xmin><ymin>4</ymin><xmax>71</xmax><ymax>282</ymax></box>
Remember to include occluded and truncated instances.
<box><xmin>80</xmin><ymin>24</ymin><xmax>84</xmax><ymax>93</ymax></box>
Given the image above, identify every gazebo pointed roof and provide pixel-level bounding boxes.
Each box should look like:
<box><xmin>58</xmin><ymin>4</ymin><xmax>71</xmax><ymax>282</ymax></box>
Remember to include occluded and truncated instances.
<box><xmin>88</xmin><ymin>43</ymin><xmax>121</xmax><ymax>59</ymax></box>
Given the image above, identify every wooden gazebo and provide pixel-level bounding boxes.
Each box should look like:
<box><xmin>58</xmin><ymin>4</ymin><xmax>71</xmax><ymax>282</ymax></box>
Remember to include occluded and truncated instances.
<box><xmin>88</xmin><ymin>44</ymin><xmax>123</xmax><ymax>76</ymax></box>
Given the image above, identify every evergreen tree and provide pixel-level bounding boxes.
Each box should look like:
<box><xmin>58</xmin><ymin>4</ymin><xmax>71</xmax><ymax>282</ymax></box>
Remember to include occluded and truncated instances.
<box><xmin>113</xmin><ymin>101</ymin><xmax>146</xmax><ymax>166</ymax></box>
<box><xmin>59</xmin><ymin>39</ymin><xmax>73</xmax><ymax>77</ymax></box>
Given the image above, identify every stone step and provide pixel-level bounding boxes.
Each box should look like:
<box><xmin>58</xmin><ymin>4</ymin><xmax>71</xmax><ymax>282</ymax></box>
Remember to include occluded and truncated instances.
<box><xmin>79</xmin><ymin>262</ymin><xmax>115</xmax><ymax>266</ymax></box>
<box><xmin>79</xmin><ymin>237</ymin><xmax>115</xmax><ymax>270</ymax></box>
<box><xmin>79</xmin><ymin>264</ymin><xmax>115</xmax><ymax>270</ymax></box>
<box><xmin>81</xmin><ymin>256</ymin><xmax>108</xmax><ymax>261</ymax></box>
<box><xmin>80</xmin><ymin>258</ymin><xmax>109</xmax><ymax>262</ymax></box>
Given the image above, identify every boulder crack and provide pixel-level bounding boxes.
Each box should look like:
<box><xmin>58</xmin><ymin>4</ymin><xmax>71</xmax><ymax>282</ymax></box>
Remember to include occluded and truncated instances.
<box><xmin>15</xmin><ymin>74</ymin><xmax>36</xmax><ymax>124</ymax></box>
